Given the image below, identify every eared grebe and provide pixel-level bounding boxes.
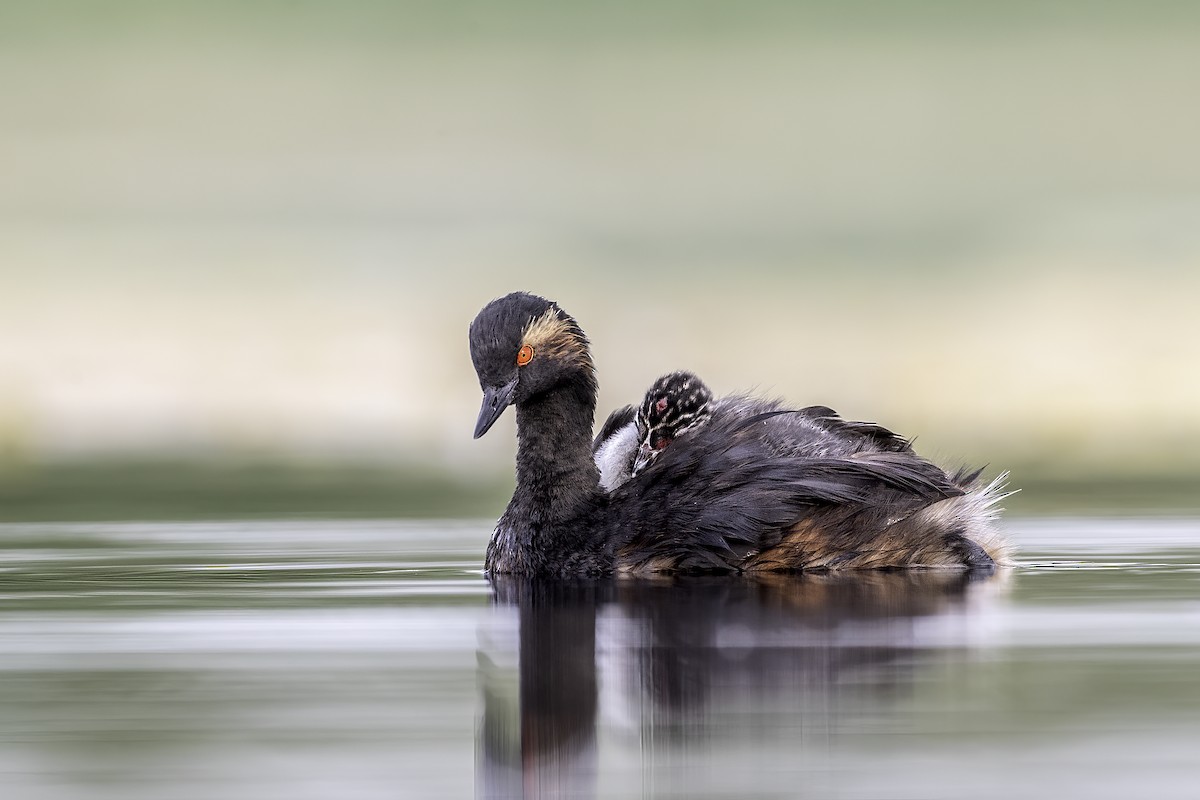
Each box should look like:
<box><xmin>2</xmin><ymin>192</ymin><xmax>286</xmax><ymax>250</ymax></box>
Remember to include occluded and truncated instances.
<box><xmin>469</xmin><ymin>292</ymin><xmax>1012</xmax><ymax>577</ymax></box>
<box><xmin>593</xmin><ymin>371</ymin><xmax>715</xmax><ymax>493</ymax></box>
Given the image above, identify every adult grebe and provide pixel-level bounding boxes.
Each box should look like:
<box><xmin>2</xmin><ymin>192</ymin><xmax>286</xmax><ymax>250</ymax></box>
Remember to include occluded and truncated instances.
<box><xmin>469</xmin><ymin>292</ymin><xmax>1011</xmax><ymax>577</ymax></box>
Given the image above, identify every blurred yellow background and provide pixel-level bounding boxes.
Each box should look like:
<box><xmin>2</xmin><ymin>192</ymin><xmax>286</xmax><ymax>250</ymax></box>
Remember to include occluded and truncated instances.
<box><xmin>2</xmin><ymin>2</ymin><xmax>1198</xmax><ymax>517</ymax></box>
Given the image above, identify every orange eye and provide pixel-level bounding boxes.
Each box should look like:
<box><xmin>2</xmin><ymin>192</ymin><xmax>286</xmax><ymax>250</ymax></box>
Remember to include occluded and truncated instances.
<box><xmin>516</xmin><ymin>344</ymin><xmax>534</xmax><ymax>366</ymax></box>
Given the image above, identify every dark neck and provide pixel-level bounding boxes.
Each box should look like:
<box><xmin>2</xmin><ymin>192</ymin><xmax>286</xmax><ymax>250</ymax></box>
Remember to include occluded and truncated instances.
<box><xmin>487</xmin><ymin>379</ymin><xmax>605</xmax><ymax>575</ymax></box>
<box><xmin>513</xmin><ymin>381</ymin><xmax>600</xmax><ymax>512</ymax></box>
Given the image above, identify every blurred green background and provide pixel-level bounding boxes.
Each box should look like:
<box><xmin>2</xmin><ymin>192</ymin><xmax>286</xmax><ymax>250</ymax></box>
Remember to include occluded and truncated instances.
<box><xmin>2</xmin><ymin>1</ymin><xmax>1198</xmax><ymax>520</ymax></box>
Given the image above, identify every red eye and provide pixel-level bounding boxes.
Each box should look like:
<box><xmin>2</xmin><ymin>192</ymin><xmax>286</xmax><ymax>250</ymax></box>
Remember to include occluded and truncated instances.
<box><xmin>516</xmin><ymin>345</ymin><xmax>534</xmax><ymax>366</ymax></box>
<box><xmin>654</xmin><ymin>437</ymin><xmax>670</xmax><ymax>449</ymax></box>
<box><xmin>655</xmin><ymin>397</ymin><xmax>668</xmax><ymax>413</ymax></box>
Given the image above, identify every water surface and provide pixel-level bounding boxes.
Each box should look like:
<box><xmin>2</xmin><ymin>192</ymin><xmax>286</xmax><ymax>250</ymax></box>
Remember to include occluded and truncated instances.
<box><xmin>1</xmin><ymin>518</ymin><xmax>1198</xmax><ymax>799</ymax></box>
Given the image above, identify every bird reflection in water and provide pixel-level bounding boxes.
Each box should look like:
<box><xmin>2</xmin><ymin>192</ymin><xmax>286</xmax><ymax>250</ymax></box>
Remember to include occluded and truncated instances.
<box><xmin>476</xmin><ymin>571</ymin><xmax>1007</xmax><ymax>799</ymax></box>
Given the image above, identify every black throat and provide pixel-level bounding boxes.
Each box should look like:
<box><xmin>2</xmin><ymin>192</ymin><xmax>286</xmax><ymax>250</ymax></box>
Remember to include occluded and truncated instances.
<box><xmin>515</xmin><ymin>381</ymin><xmax>598</xmax><ymax>496</ymax></box>
<box><xmin>487</xmin><ymin>379</ymin><xmax>608</xmax><ymax>575</ymax></box>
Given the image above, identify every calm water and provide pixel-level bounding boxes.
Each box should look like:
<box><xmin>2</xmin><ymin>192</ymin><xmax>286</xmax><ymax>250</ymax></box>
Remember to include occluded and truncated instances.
<box><xmin>1</xmin><ymin>518</ymin><xmax>1198</xmax><ymax>799</ymax></box>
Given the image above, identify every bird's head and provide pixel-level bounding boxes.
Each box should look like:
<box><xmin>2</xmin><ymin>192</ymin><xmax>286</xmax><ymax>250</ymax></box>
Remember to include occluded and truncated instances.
<box><xmin>633</xmin><ymin>371</ymin><xmax>714</xmax><ymax>473</ymax></box>
<box><xmin>468</xmin><ymin>292</ymin><xmax>596</xmax><ymax>438</ymax></box>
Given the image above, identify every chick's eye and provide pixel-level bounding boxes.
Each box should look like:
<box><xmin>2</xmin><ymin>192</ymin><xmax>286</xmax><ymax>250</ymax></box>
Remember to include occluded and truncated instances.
<box><xmin>516</xmin><ymin>344</ymin><xmax>534</xmax><ymax>366</ymax></box>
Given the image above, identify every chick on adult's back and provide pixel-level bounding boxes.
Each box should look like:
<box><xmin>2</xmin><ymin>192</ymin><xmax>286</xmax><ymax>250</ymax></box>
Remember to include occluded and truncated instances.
<box><xmin>593</xmin><ymin>370</ymin><xmax>715</xmax><ymax>493</ymax></box>
<box><xmin>469</xmin><ymin>291</ymin><xmax>1012</xmax><ymax>577</ymax></box>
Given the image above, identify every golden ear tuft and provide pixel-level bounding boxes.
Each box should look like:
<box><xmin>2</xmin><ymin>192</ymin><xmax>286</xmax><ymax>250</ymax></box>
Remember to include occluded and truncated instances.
<box><xmin>516</xmin><ymin>344</ymin><xmax>534</xmax><ymax>366</ymax></box>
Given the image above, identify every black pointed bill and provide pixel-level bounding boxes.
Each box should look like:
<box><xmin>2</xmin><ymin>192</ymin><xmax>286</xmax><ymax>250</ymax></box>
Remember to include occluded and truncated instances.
<box><xmin>473</xmin><ymin>377</ymin><xmax>518</xmax><ymax>439</ymax></box>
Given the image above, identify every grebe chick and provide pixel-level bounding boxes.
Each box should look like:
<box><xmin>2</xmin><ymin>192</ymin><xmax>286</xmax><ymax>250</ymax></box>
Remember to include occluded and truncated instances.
<box><xmin>633</xmin><ymin>370</ymin><xmax>714</xmax><ymax>475</ymax></box>
<box><xmin>593</xmin><ymin>371</ymin><xmax>715</xmax><ymax>493</ymax></box>
<box><xmin>592</xmin><ymin>403</ymin><xmax>639</xmax><ymax>493</ymax></box>
<box><xmin>469</xmin><ymin>292</ymin><xmax>1013</xmax><ymax>577</ymax></box>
